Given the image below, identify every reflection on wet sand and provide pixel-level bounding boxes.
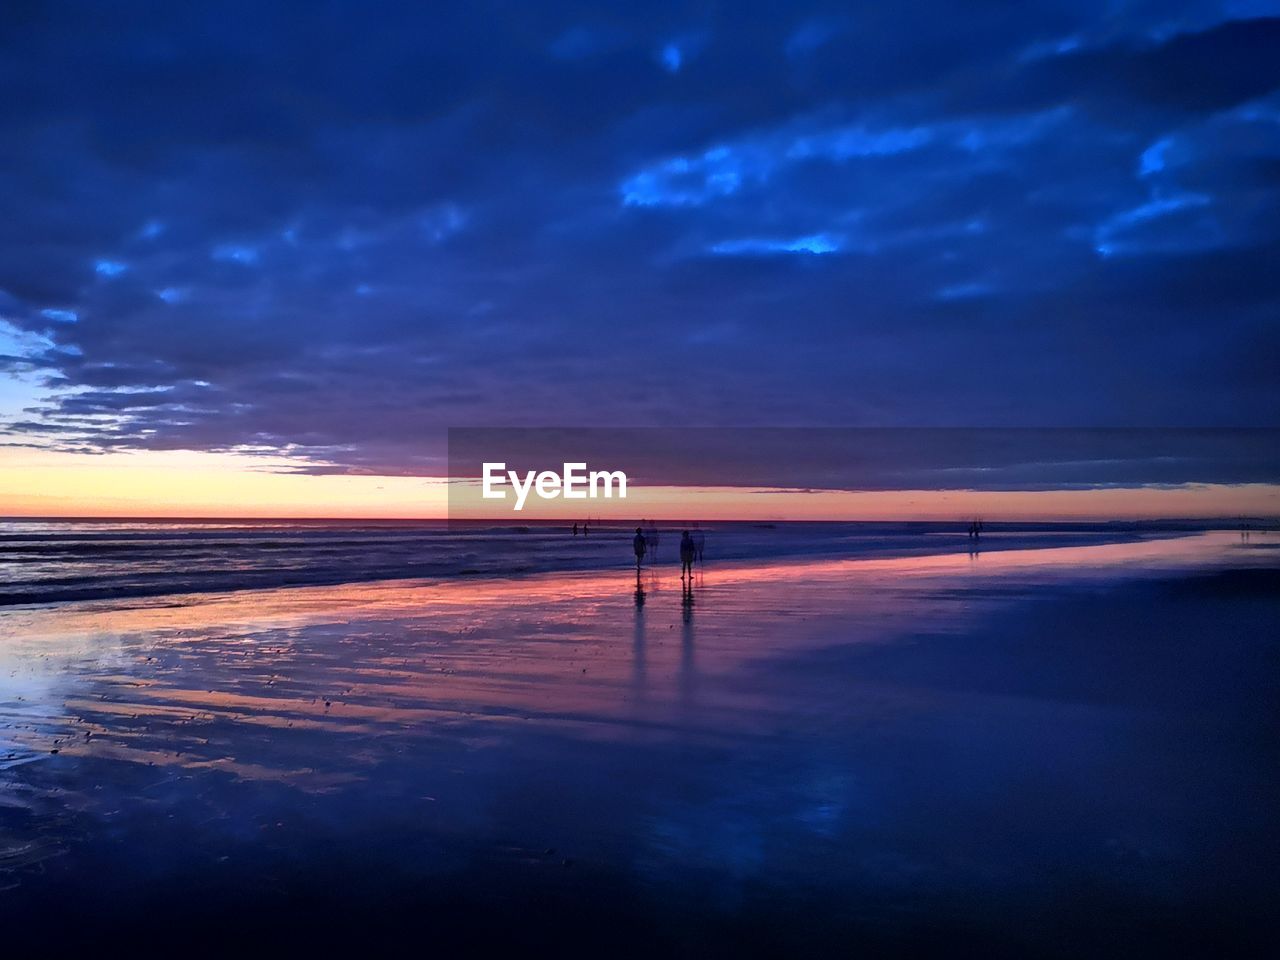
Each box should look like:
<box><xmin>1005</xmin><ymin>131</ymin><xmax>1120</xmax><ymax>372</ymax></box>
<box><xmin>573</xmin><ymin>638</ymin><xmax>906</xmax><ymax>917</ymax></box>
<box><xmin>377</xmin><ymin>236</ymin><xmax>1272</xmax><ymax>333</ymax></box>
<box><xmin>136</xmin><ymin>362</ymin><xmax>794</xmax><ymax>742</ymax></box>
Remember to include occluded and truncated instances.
<box><xmin>0</xmin><ymin>532</ymin><xmax>1264</xmax><ymax>784</ymax></box>
<box><xmin>1</xmin><ymin>530</ymin><xmax>1277</xmax><ymax>952</ymax></box>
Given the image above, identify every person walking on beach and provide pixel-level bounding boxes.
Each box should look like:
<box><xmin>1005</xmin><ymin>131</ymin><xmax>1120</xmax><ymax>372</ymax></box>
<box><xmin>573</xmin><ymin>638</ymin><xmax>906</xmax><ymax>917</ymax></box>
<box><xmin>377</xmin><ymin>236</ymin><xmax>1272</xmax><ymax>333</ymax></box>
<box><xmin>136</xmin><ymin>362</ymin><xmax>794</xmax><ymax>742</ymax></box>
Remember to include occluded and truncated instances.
<box><xmin>680</xmin><ymin>530</ymin><xmax>696</xmax><ymax>581</ymax></box>
<box><xmin>573</xmin><ymin>522</ymin><xmax>579</xmax><ymax>537</ymax></box>
<box><xmin>633</xmin><ymin>527</ymin><xmax>647</xmax><ymax>570</ymax></box>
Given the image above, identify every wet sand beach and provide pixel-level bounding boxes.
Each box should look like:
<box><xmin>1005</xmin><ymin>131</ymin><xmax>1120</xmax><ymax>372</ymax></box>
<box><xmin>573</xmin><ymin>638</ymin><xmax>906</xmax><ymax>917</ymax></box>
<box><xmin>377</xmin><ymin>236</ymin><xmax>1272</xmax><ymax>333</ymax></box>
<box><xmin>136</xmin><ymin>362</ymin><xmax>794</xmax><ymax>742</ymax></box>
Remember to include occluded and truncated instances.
<box><xmin>2</xmin><ymin>532</ymin><xmax>1278</xmax><ymax>955</ymax></box>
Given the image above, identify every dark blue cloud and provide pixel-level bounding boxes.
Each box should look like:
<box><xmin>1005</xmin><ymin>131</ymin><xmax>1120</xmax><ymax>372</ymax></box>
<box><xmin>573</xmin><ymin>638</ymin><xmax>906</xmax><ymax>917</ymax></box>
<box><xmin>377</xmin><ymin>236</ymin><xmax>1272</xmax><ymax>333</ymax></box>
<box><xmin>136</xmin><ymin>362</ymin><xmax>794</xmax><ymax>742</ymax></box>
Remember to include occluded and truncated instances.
<box><xmin>0</xmin><ymin>1</ymin><xmax>1278</xmax><ymax>478</ymax></box>
<box><xmin>446</xmin><ymin>428</ymin><xmax>1280</xmax><ymax>491</ymax></box>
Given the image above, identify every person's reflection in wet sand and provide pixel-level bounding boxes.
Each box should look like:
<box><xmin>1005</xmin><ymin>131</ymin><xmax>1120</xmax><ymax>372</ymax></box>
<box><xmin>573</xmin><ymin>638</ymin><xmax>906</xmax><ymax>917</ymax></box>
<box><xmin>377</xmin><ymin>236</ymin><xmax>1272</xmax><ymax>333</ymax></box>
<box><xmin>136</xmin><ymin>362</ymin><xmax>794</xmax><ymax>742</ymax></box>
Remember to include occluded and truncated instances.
<box><xmin>631</xmin><ymin>571</ymin><xmax>647</xmax><ymax>703</ymax></box>
<box><xmin>679</xmin><ymin>580</ymin><xmax>696</xmax><ymax>709</ymax></box>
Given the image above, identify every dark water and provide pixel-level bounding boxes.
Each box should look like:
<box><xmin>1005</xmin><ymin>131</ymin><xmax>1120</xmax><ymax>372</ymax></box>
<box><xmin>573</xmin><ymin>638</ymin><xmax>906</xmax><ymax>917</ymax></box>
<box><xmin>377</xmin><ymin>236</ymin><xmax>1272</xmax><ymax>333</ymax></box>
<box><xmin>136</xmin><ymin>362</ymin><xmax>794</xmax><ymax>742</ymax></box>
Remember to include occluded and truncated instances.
<box><xmin>1</xmin><ymin>532</ymin><xmax>1277</xmax><ymax>955</ymax></box>
<box><xmin>0</xmin><ymin>517</ymin><xmax>1173</xmax><ymax>606</ymax></box>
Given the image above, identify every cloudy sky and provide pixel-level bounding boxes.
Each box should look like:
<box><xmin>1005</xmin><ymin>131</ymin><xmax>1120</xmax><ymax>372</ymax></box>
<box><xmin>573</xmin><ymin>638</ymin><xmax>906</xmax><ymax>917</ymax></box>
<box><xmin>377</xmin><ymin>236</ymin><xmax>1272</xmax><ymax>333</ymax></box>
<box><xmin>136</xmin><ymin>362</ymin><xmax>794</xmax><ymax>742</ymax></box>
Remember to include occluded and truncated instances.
<box><xmin>1</xmin><ymin>1</ymin><xmax>1278</xmax><ymax>499</ymax></box>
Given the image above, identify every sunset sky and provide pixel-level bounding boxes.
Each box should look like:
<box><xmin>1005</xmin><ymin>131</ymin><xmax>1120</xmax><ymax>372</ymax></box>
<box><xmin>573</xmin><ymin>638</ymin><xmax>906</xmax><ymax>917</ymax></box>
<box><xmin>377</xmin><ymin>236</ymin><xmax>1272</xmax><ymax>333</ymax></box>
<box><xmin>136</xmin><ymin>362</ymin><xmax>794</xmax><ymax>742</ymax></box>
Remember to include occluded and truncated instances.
<box><xmin>1</xmin><ymin>3</ymin><xmax>1278</xmax><ymax>518</ymax></box>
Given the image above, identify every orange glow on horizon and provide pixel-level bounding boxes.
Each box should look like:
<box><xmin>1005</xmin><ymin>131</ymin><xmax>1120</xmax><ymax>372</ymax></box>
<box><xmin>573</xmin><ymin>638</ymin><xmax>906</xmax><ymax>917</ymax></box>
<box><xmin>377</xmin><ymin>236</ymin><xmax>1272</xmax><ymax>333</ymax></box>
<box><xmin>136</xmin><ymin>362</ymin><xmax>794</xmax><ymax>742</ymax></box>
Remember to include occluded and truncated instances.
<box><xmin>0</xmin><ymin>447</ymin><xmax>1276</xmax><ymax>521</ymax></box>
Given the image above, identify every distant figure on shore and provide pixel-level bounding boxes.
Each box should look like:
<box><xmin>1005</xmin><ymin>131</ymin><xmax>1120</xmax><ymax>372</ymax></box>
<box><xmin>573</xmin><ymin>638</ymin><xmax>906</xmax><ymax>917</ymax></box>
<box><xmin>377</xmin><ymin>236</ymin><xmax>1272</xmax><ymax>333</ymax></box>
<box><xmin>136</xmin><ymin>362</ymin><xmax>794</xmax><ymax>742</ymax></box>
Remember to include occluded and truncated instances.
<box><xmin>583</xmin><ymin>521</ymin><xmax>589</xmax><ymax>536</ymax></box>
<box><xmin>691</xmin><ymin>528</ymin><xmax>705</xmax><ymax>563</ymax></box>
<box><xmin>680</xmin><ymin>530</ymin><xmax>696</xmax><ymax>580</ymax></box>
<box><xmin>573</xmin><ymin>522</ymin><xmax>579</xmax><ymax>537</ymax></box>
<box><xmin>633</xmin><ymin>527</ymin><xmax>647</xmax><ymax>570</ymax></box>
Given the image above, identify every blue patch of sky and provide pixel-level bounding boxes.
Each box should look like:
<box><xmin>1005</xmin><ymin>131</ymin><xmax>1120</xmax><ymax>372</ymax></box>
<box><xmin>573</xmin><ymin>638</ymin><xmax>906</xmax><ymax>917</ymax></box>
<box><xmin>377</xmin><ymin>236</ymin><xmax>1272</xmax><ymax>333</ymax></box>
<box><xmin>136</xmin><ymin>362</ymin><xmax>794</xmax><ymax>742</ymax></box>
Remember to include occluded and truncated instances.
<box><xmin>211</xmin><ymin>243</ymin><xmax>259</xmax><ymax>264</ymax></box>
<box><xmin>1139</xmin><ymin>137</ymin><xmax>1174</xmax><ymax>177</ymax></box>
<box><xmin>786</xmin><ymin>19</ymin><xmax>841</xmax><ymax>58</ymax></box>
<box><xmin>1094</xmin><ymin>191</ymin><xmax>1215</xmax><ymax>256</ymax></box>
<box><xmin>0</xmin><ymin>321</ymin><xmax>55</xmax><ymax>416</ymax></box>
<box><xmin>622</xmin><ymin>110</ymin><xmax>1069</xmax><ymax>208</ymax></box>
<box><xmin>710</xmin><ymin>233</ymin><xmax>842</xmax><ymax>256</ymax></box>
<box><xmin>935</xmin><ymin>281</ymin><xmax>993</xmax><ymax>301</ymax></box>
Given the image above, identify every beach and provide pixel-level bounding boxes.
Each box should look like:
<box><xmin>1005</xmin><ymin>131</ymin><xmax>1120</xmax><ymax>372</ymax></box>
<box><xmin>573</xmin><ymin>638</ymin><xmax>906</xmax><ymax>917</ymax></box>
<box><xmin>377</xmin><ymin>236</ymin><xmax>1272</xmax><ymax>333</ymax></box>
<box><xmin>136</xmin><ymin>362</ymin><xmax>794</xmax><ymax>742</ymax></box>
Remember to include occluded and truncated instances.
<box><xmin>9</xmin><ymin>0</ymin><xmax>1279</xmax><ymax>952</ymax></box>
<box><xmin>1</xmin><ymin>529</ymin><xmax>1277</xmax><ymax>954</ymax></box>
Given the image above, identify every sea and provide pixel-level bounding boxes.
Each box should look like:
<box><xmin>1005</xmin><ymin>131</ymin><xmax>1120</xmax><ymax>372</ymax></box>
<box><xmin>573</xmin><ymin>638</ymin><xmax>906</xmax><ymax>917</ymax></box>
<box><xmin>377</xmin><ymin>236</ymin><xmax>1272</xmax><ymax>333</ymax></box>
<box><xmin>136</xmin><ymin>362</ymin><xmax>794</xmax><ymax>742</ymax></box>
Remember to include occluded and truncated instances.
<box><xmin>0</xmin><ymin>517</ymin><xmax>1203</xmax><ymax>606</ymax></box>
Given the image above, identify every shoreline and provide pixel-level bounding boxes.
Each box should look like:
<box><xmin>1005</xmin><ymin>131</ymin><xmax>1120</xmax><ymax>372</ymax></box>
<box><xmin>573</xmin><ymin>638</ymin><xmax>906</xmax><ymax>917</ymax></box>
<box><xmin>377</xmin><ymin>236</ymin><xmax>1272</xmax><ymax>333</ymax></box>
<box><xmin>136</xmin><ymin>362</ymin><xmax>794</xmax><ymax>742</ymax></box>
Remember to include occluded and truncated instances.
<box><xmin>0</xmin><ymin>523</ymin><xmax>1233</xmax><ymax>612</ymax></box>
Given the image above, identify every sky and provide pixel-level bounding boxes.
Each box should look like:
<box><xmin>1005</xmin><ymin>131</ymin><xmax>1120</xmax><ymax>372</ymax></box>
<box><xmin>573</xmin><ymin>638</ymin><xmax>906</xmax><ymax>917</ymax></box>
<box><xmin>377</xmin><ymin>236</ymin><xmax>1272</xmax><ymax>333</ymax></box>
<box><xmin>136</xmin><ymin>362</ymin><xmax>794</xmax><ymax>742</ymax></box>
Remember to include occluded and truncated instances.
<box><xmin>1</xmin><ymin>2</ymin><xmax>1278</xmax><ymax>516</ymax></box>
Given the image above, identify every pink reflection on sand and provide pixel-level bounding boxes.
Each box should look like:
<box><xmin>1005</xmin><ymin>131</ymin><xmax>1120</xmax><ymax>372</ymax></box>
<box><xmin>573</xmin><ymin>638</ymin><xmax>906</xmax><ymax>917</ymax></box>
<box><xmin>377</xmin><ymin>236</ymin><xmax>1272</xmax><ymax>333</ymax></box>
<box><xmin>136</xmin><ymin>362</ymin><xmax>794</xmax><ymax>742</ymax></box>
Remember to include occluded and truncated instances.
<box><xmin>0</xmin><ymin>531</ymin><xmax>1261</xmax><ymax>788</ymax></box>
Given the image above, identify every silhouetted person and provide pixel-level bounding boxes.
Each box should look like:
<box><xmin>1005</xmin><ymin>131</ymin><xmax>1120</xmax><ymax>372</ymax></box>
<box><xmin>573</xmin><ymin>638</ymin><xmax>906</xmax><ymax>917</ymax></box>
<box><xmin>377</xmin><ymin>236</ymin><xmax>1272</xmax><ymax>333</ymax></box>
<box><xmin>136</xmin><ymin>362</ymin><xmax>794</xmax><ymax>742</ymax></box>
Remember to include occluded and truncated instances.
<box><xmin>633</xmin><ymin>527</ymin><xmax>647</xmax><ymax>570</ymax></box>
<box><xmin>691</xmin><ymin>528</ymin><xmax>705</xmax><ymax>563</ymax></box>
<box><xmin>573</xmin><ymin>522</ymin><xmax>578</xmax><ymax>537</ymax></box>
<box><xmin>680</xmin><ymin>530</ymin><xmax>695</xmax><ymax>580</ymax></box>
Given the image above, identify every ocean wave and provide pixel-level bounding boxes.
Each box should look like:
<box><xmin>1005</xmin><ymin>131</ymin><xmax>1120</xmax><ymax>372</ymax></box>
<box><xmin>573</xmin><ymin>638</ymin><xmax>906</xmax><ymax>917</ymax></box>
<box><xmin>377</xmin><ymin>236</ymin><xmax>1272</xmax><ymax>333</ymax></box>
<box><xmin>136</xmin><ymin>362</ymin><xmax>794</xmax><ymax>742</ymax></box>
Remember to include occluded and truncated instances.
<box><xmin>0</xmin><ymin>519</ymin><xmax>1176</xmax><ymax>608</ymax></box>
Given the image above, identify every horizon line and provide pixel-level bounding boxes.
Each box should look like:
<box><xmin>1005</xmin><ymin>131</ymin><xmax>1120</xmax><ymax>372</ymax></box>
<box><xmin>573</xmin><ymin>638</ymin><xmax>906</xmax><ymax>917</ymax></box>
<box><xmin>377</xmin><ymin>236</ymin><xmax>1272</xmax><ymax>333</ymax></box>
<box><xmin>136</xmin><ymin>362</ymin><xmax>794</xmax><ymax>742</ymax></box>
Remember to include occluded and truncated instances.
<box><xmin>2</xmin><ymin>513</ymin><xmax>1277</xmax><ymax>525</ymax></box>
